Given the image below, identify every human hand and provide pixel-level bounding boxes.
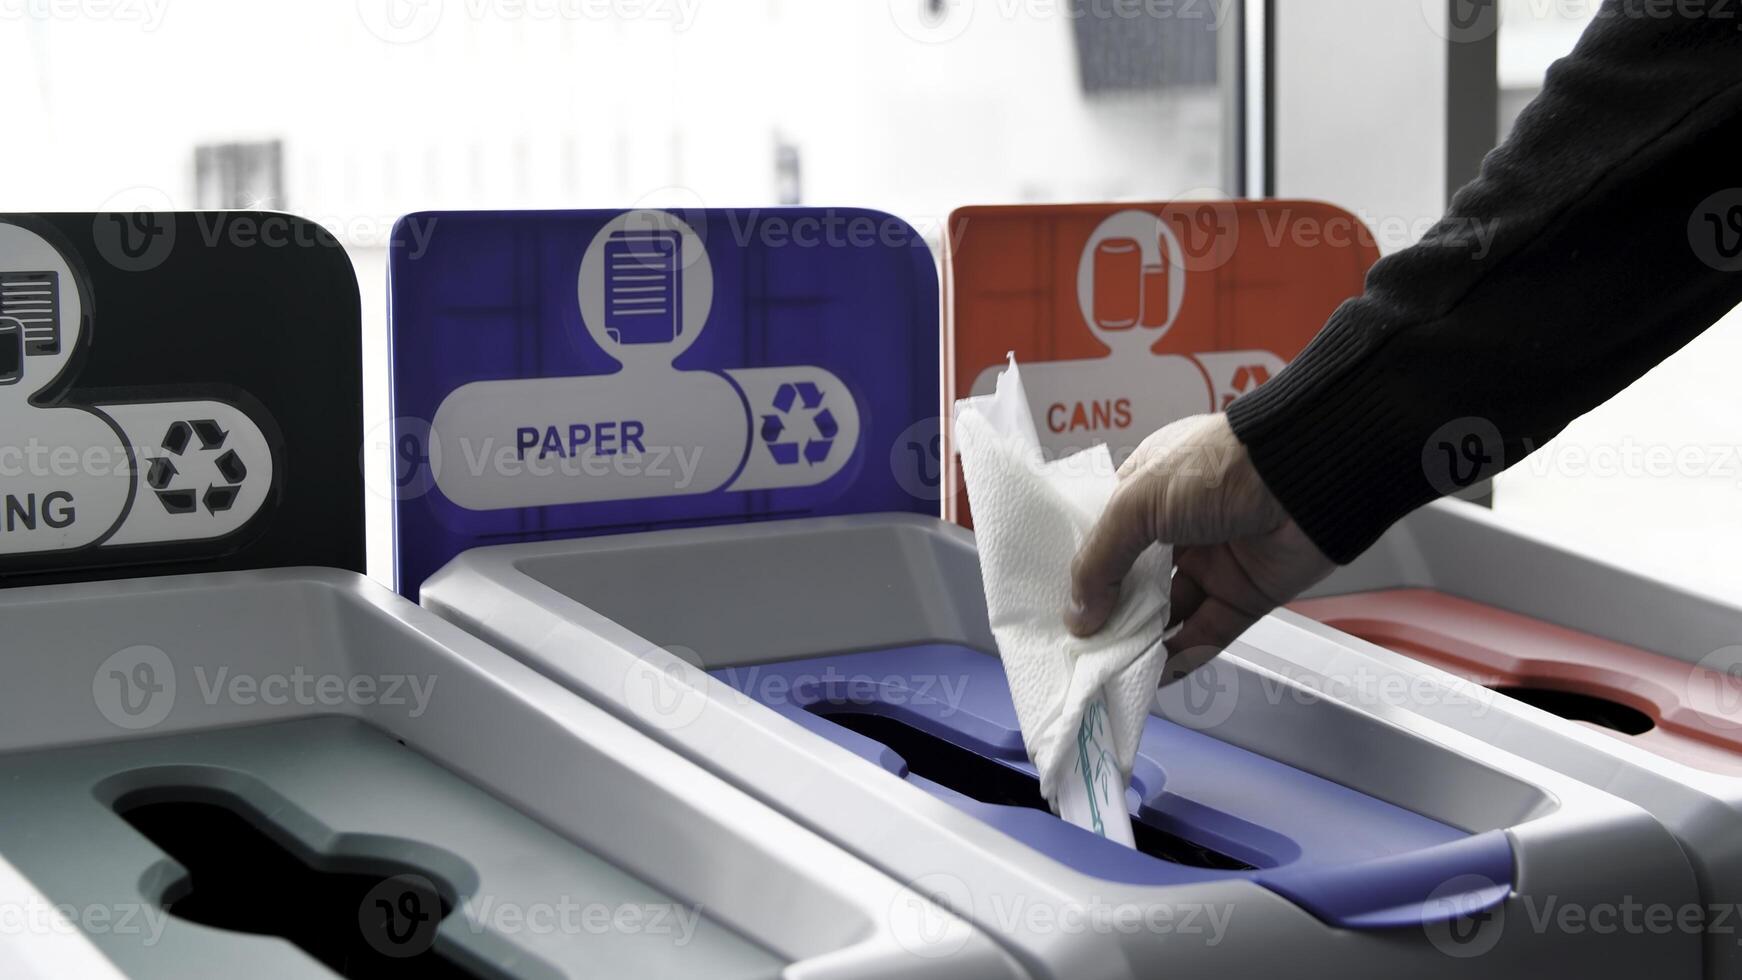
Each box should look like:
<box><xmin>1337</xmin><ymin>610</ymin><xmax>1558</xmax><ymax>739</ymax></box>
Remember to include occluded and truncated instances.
<box><xmin>1065</xmin><ymin>413</ymin><xmax>1333</xmax><ymax>683</ymax></box>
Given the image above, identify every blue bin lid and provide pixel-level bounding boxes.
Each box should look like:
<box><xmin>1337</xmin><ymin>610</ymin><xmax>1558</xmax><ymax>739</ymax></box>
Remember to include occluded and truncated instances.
<box><xmin>717</xmin><ymin>644</ymin><xmax>1515</xmax><ymax>930</ymax></box>
<box><xmin>389</xmin><ymin>208</ymin><xmax>941</xmax><ymax>597</ymax></box>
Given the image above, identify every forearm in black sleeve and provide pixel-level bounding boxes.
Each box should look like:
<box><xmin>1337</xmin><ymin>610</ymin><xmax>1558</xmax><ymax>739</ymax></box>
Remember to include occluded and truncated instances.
<box><xmin>1225</xmin><ymin>1</ymin><xmax>1742</xmax><ymax>563</ymax></box>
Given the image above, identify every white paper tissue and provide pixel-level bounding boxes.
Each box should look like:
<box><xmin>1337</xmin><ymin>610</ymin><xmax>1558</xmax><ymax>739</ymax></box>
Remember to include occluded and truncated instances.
<box><xmin>953</xmin><ymin>356</ymin><xmax>1172</xmax><ymax>846</ymax></box>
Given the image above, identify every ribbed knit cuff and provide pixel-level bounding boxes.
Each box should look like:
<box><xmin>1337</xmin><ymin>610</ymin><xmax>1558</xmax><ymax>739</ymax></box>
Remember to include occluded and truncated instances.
<box><xmin>1224</xmin><ymin>315</ymin><xmax>1457</xmax><ymax>565</ymax></box>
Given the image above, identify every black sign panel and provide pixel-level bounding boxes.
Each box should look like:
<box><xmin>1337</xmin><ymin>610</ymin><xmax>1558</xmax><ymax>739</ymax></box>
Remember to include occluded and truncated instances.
<box><xmin>0</xmin><ymin>212</ymin><xmax>362</xmax><ymax>586</ymax></box>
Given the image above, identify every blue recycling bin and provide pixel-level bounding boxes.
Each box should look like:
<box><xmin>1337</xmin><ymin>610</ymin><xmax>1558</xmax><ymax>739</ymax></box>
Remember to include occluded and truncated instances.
<box><xmin>398</xmin><ymin>207</ymin><xmax>1702</xmax><ymax>980</ymax></box>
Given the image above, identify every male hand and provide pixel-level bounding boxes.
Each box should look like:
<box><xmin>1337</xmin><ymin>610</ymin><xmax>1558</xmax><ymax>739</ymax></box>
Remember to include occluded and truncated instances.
<box><xmin>1066</xmin><ymin>414</ymin><xmax>1334</xmax><ymax>683</ymax></box>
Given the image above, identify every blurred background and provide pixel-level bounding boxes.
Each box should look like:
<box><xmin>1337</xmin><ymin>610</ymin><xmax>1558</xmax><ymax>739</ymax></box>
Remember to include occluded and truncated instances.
<box><xmin>1</xmin><ymin>0</ymin><xmax>1736</xmax><ymax>595</ymax></box>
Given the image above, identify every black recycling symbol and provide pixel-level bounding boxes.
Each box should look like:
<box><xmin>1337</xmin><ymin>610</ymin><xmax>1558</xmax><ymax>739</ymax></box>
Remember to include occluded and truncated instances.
<box><xmin>147</xmin><ymin>419</ymin><xmax>248</xmax><ymax>516</ymax></box>
<box><xmin>760</xmin><ymin>381</ymin><xmax>838</xmax><ymax>466</ymax></box>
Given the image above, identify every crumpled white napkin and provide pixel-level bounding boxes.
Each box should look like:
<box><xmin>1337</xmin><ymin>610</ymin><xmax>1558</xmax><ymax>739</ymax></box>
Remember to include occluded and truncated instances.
<box><xmin>954</xmin><ymin>356</ymin><xmax>1171</xmax><ymax>843</ymax></box>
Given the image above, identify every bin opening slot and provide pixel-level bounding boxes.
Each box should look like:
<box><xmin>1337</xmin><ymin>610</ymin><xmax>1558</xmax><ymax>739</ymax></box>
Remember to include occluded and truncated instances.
<box><xmin>1490</xmin><ymin>685</ymin><xmax>1655</xmax><ymax>736</ymax></box>
<box><xmin>114</xmin><ymin>785</ymin><xmax>484</xmax><ymax>980</ymax></box>
<box><xmin>810</xmin><ymin>706</ymin><xmax>1255</xmax><ymax>871</ymax></box>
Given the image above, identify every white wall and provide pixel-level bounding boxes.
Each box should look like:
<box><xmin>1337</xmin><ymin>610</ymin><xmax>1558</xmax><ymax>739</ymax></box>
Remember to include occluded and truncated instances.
<box><xmin>0</xmin><ymin>0</ymin><xmax>1225</xmax><ymax>584</ymax></box>
<box><xmin>1273</xmin><ymin>0</ymin><xmax>1451</xmax><ymax>252</ymax></box>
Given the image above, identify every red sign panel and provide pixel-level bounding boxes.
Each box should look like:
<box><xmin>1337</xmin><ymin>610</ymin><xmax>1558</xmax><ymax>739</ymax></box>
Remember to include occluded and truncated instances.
<box><xmin>944</xmin><ymin>200</ymin><xmax>1379</xmax><ymax>525</ymax></box>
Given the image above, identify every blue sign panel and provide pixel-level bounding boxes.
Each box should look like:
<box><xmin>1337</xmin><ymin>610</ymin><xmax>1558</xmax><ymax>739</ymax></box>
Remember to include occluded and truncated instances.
<box><xmin>389</xmin><ymin>208</ymin><xmax>942</xmax><ymax>597</ymax></box>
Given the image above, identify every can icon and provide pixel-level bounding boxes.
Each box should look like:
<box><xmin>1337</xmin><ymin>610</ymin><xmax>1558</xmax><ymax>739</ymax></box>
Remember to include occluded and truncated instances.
<box><xmin>1138</xmin><ymin>258</ymin><xmax>1169</xmax><ymax>328</ymax></box>
<box><xmin>1092</xmin><ymin>238</ymin><xmax>1142</xmax><ymax>330</ymax></box>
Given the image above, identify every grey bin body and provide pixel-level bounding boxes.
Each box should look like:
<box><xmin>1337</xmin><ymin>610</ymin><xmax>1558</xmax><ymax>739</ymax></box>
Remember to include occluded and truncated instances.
<box><xmin>0</xmin><ymin>568</ymin><xmax>1023</xmax><ymax>980</ymax></box>
<box><xmin>421</xmin><ymin>512</ymin><xmax>1706</xmax><ymax>980</ymax></box>
<box><xmin>1257</xmin><ymin>497</ymin><xmax>1742</xmax><ymax>980</ymax></box>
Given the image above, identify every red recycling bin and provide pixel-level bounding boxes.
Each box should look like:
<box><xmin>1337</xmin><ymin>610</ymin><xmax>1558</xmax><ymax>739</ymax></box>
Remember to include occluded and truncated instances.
<box><xmin>1292</xmin><ymin>588</ymin><xmax>1742</xmax><ymax>775</ymax></box>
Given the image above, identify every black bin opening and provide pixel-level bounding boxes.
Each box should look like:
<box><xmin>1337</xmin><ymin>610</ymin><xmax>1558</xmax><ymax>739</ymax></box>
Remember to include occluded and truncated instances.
<box><xmin>1490</xmin><ymin>685</ymin><xmax>1656</xmax><ymax>736</ymax></box>
<box><xmin>114</xmin><ymin>785</ymin><xmax>485</xmax><ymax>980</ymax></box>
<box><xmin>811</xmin><ymin>706</ymin><xmax>1255</xmax><ymax>872</ymax></box>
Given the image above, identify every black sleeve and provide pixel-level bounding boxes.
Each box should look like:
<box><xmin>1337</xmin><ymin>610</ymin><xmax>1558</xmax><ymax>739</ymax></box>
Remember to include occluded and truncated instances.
<box><xmin>1224</xmin><ymin>1</ymin><xmax>1742</xmax><ymax>564</ymax></box>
